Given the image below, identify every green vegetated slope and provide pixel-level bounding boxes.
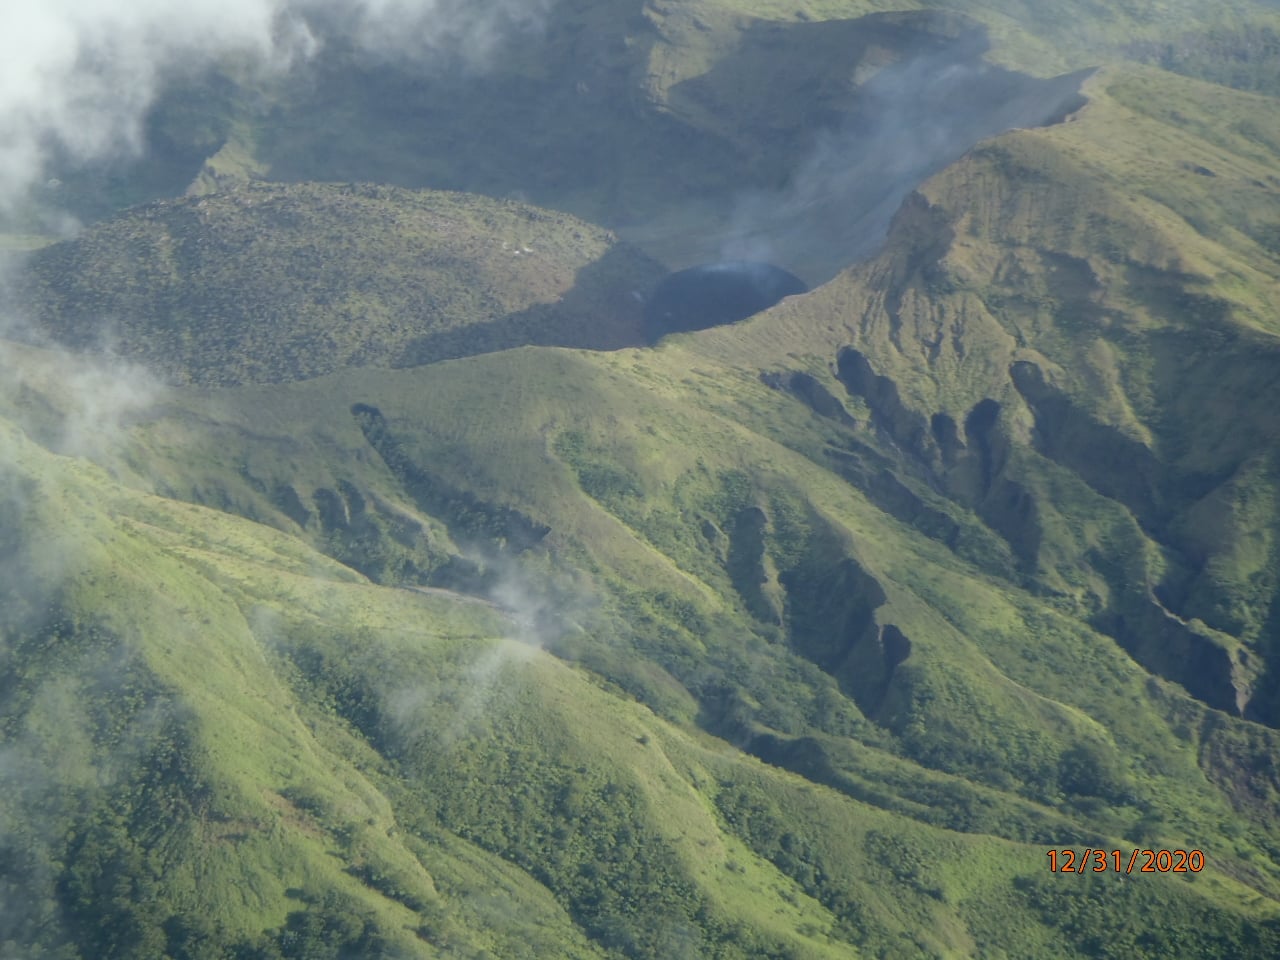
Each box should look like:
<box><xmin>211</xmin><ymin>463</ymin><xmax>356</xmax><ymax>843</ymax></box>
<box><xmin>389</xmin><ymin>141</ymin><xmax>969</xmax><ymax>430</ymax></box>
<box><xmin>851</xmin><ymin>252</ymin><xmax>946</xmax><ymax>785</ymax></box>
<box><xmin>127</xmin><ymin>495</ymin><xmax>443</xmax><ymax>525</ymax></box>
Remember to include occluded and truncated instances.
<box><xmin>9</xmin><ymin>61</ymin><xmax>1280</xmax><ymax>951</ymax></box>
<box><xmin>7</xmin><ymin>2</ymin><xmax>1280</xmax><ymax>958</ymax></box>
<box><xmin>694</xmin><ymin>63</ymin><xmax>1280</xmax><ymax>718</ymax></box>
<box><xmin>3</xmin><ymin>406</ymin><xmax>845</xmax><ymax>960</ymax></box>
<box><xmin>788</xmin><ymin>0</ymin><xmax>1280</xmax><ymax>72</ymax></box>
<box><xmin>4</xmin><ymin>326</ymin><xmax>1280</xmax><ymax>960</ymax></box>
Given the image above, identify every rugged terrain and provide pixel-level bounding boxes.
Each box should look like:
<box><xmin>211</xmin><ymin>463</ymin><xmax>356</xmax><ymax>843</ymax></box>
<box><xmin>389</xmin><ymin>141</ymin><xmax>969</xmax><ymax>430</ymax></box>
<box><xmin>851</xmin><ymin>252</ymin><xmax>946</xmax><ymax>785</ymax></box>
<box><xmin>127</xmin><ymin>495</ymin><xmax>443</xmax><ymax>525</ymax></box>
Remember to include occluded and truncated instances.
<box><xmin>4</xmin><ymin>1</ymin><xmax>1280</xmax><ymax>958</ymax></box>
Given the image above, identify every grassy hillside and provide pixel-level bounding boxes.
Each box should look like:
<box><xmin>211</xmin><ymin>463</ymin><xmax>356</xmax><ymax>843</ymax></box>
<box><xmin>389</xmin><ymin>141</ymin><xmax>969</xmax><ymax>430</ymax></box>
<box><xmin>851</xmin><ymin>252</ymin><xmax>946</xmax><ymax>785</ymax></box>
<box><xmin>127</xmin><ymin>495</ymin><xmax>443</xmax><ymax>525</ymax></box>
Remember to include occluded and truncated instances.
<box><xmin>682</xmin><ymin>63</ymin><xmax>1280</xmax><ymax>716</ymax></box>
<box><xmin>4</xmin><ymin>325</ymin><xmax>1280</xmax><ymax>958</ymax></box>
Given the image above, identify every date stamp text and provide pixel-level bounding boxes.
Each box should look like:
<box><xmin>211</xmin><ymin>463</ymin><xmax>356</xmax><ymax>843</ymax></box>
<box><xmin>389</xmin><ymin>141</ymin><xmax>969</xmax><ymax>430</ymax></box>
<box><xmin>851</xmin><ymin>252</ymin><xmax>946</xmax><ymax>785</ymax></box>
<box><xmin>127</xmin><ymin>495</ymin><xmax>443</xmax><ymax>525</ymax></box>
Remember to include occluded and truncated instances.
<box><xmin>1046</xmin><ymin>849</ymin><xmax>1205</xmax><ymax>874</ymax></box>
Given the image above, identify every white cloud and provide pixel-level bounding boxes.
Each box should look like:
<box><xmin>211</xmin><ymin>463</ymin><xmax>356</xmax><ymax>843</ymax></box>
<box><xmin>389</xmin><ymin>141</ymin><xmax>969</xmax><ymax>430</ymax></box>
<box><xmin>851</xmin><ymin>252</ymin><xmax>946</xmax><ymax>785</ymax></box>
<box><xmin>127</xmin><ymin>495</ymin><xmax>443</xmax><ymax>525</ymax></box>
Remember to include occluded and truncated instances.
<box><xmin>0</xmin><ymin>0</ymin><xmax>554</xmax><ymax>215</ymax></box>
<box><xmin>0</xmin><ymin>0</ymin><xmax>288</xmax><ymax>209</ymax></box>
<box><xmin>337</xmin><ymin>0</ymin><xmax>553</xmax><ymax>63</ymax></box>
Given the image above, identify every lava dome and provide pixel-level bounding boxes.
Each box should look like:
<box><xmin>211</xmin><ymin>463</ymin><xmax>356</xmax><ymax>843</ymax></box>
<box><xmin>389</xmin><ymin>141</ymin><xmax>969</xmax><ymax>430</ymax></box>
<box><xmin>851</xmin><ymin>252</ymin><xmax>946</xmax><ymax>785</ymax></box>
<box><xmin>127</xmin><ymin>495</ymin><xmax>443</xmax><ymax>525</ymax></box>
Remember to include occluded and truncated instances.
<box><xmin>643</xmin><ymin>261</ymin><xmax>808</xmax><ymax>340</ymax></box>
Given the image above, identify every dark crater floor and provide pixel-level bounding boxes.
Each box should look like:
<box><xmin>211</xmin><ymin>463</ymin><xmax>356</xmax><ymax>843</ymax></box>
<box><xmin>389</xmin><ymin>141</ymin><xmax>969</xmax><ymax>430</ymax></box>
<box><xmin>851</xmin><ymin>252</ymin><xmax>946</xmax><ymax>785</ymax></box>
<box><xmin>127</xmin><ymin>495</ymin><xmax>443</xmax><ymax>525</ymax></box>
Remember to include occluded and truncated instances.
<box><xmin>643</xmin><ymin>261</ymin><xmax>808</xmax><ymax>340</ymax></box>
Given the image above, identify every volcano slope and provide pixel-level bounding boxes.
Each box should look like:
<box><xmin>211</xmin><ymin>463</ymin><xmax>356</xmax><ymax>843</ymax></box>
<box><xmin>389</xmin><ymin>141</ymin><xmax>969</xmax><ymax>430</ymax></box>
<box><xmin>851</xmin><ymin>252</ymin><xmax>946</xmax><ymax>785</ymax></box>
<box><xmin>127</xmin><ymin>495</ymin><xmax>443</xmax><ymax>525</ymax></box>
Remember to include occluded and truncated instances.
<box><xmin>7</xmin><ymin>67</ymin><xmax>1280</xmax><ymax>959</ymax></box>
<box><xmin>7</xmin><ymin>2</ymin><xmax>1280</xmax><ymax>960</ymax></box>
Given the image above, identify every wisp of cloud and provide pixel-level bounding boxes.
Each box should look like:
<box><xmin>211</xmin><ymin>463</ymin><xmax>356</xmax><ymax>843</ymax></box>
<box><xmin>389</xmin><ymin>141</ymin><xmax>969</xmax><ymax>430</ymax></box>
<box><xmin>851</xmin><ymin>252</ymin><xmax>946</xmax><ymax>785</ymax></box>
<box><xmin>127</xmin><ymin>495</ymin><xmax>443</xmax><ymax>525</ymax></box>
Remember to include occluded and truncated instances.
<box><xmin>0</xmin><ymin>0</ymin><xmax>556</xmax><ymax>219</ymax></box>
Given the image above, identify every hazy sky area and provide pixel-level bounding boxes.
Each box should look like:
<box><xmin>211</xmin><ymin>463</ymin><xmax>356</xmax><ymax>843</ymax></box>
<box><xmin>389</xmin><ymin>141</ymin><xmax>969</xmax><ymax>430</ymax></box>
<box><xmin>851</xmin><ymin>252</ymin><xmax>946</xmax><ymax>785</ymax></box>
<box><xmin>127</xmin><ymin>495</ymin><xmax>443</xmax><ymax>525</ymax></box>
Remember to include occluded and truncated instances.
<box><xmin>0</xmin><ymin>0</ymin><xmax>554</xmax><ymax>214</ymax></box>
